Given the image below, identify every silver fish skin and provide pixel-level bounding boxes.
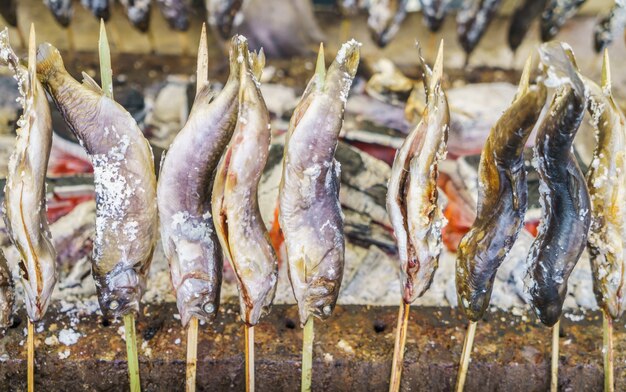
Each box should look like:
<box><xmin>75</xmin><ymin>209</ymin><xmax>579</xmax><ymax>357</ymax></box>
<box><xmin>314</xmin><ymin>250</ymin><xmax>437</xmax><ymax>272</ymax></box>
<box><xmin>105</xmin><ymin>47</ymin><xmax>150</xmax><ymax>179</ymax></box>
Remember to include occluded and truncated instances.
<box><xmin>120</xmin><ymin>0</ymin><xmax>152</xmax><ymax>32</ymax></box>
<box><xmin>0</xmin><ymin>249</ymin><xmax>13</xmax><ymax>329</ymax></box>
<box><xmin>525</xmin><ymin>42</ymin><xmax>590</xmax><ymax>327</ymax></box>
<box><xmin>44</xmin><ymin>0</ymin><xmax>73</xmax><ymax>27</ymax></box>
<box><xmin>279</xmin><ymin>40</ymin><xmax>360</xmax><ymax>325</ymax></box>
<box><xmin>584</xmin><ymin>52</ymin><xmax>626</xmax><ymax>320</ymax></box>
<box><xmin>81</xmin><ymin>0</ymin><xmax>111</xmax><ymax>21</ymax></box>
<box><xmin>1</xmin><ymin>28</ymin><xmax>57</xmax><ymax>322</ymax></box>
<box><xmin>541</xmin><ymin>0</ymin><xmax>586</xmax><ymax>41</ymax></box>
<box><xmin>212</xmin><ymin>48</ymin><xmax>278</xmax><ymax>326</ymax></box>
<box><xmin>367</xmin><ymin>0</ymin><xmax>408</xmax><ymax>48</ymax></box>
<box><xmin>156</xmin><ymin>0</ymin><xmax>190</xmax><ymax>31</ymax></box>
<box><xmin>386</xmin><ymin>43</ymin><xmax>449</xmax><ymax>304</ymax></box>
<box><xmin>36</xmin><ymin>43</ymin><xmax>157</xmax><ymax>319</ymax></box>
<box><xmin>158</xmin><ymin>36</ymin><xmax>246</xmax><ymax>326</ymax></box>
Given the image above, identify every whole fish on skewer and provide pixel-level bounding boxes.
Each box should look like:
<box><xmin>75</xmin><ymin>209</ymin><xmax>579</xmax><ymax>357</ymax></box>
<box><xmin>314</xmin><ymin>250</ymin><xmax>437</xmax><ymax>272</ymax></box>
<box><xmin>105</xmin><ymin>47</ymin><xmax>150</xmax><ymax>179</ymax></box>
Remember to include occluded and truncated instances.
<box><xmin>156</xmin><ymin>0</ymin><xmax>190</xmax><ymax>31</ymax></box>
<box><xmin>212</xmin><ymin>46</ymin><xmax>278</xmax><ymax>326</ymax></box>
<box><xmin>457</xmin><ymin>0</ymin><xmax>503</xmax><ymax>59</ymax></box>
<box><xmin>158</xmin><ymin>35</ymin><xmax>247</xmax><ymax>326</ymax></box>
<box><xmin>1</xmin><ymin>27</ymin><xmax>57</xmax><ymax>323</ymax></box>
<box><xmin>525</xmin><ymin>42</ymin><xmax>590</xmax><ymax>326</ymax></box>
<box><xmin>120</xmin><ymin>0</ymin><xmax>152</xmax><ymax>32</ymax></box>
<box><xmin>81</xmin><ymin>0</ymin><xmax>111</xmax><ymax>21</ymax></box>
<box><xmin>456</xmin><ymin>58</ymin><xmax>546</xmax><ymax>321</ymax></box>
<box><xmin>420</xmin><ymin>0</ymin><xmax>449</xmax><ymax>32</ymax></box>
<box><xmin>387</xmin><ymin>43</ymin><xmax>449</xmax><ymax>304</ymax></box>
<box><xmin>36</xmin><ymin>42</ymin><xmax>158</xmax><ymax>318</ymax></box>
<box><xmin>44</xmin><ymin>0</ymin><xmax>73</xmax><ymax>27</ymax></box>
<box><xmin>279</xmin><ymin>40</ymin><xmax>360</xmax><ymax>324</ymax></box>
<box><xmin>584</xmin><ymin>51</ymin><xmax>626</xmax><ymax>320</ymax></box>
<box><xmin>367</xmin><ymin>0</ymin><xmax>408</xmax><ymax>47</ymax></box>
<box><xmin>593</xmin><ymin>0</ymin><xmax>626</xmax><ymax>53</ymax></box>
<box><xmin>541</xmin><ymin>0</ymin><xmax>586</xmax><ymax>41</ymax></box>
<box><xmin>508</xmin><ymin>0</ymin><xmax>547</xmax><ymax>51</ymax></box>
<box><xmin>0</xmin><ymin>251</ymin><xmax>13</xmax><ymax>330</ymax></box>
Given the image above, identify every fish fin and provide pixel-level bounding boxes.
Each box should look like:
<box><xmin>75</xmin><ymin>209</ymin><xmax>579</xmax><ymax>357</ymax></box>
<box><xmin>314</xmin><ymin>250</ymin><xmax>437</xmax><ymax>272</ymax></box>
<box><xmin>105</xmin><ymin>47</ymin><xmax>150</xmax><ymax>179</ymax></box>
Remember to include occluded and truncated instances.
<box><xmin>250</xmin><ymin>48</ymin><xmax>265</xmax><ymax>81</ymax></box>
<box><xmin>516</xmin><ymin>54</ymin><xmax>533</xmax><ymax>98</ymax></box>
<box><xmin>415</xmin><ymin>40</ymin><xmax>432</xmax><ymax>99</ymax></box>
<box><xmin>36</xmin><ymin>42</ymin><xmax>65</xmax><ymax>84</ymax></box>
<box><xmin>429</xmin><ymin>39</ymin><xmax>444</xmax><ymax>95</ymax></box>
<box><xmin>81</xmin><ymin>72</ymin><xmax>104</xmax><ymax>94</ymax></box>
<box><xmin>601</xmin><ymin>48</ymin><xmax>611</xmax><ymax>94</ymax></box>
<box><xmin>98</xmin><ymin>19</ymin><xmax>113</xmax><ymax>99</ymax></box>
<box><xmin>196</xmin><ymin>23</ymin><xmax>209</xmax><ymax>96</ymax></box>
<box><xmin>538</xmin><ymin>42</ymin><xmax>585</xmax><ymax>99</ymax></box>
<box><xmin>27</xmin><ymin>24</ymin><xmax>36</xmax><ymax>101</ymax></box>
<box><xmin>315</xmin><ymin>42</ymin><xmax>326</xmax><ymax>91</ymax></box>
<box><xmin>229</xmin><ymin>35</ymin><xmax>248</xmax><ymax>81</ymax></box>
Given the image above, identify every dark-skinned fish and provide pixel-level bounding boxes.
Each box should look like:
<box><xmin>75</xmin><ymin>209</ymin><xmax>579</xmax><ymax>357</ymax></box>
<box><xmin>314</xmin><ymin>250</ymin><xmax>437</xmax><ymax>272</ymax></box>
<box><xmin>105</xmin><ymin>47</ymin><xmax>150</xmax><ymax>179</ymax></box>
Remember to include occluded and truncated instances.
<box><xmin>593</xmin><ymin>1</ymin><xmax>626</xmax><ymax>53</ymax></box>
<box><xmin>584</xmin><ymin>50</ymin><xmax>626</xmax><ymax>320</ymax></box>
<box><xmin>279</xmin><ymin>40</ymin><xmax>360</xmax><ymax>324</ymax></box>
<box><xmin>206</xmin><ymin>0</ymin><xmax>243</xmax><ymax>40</ymax></box>
<box><xmin>367</xmin><ymin>0</ymin><xmax>408</xmax><ymax>47</ymax></box>
<box><xmin>156</xmin><ymin>0</ymin><xmax>190</xmax><ymax>31</ymax></box>
<box><xmin>212</xmin><ymin>46</ymin><xmax>278</xmax><ymax>326</ymax></box>
<box><xmin>420</xmin><ymin>0</ymin><xmax>450</xmax><ymax>32</ymax></box>
<box><xmin>525</xmin><ymin>42</ymin><xmax>590</xmax><ymax>327</ymax></box>
<box><xmin>456</xmin><ymin>58</ymin><xmax>547</xmax><ymax>321</ymax></box>
<box><xmin>457</xmin><ymin>0</ymin><xmax>503</xmax><ymax>58</ymax></box>
<box><xmin>386</xmin><ymin>42</ymin><xmax>449</xmax><ymax>304</ymax></box>
<box><xmin>120</xmin><ymin>0</ymin><xmax>152</xmax><ymax>32</ymax></box>
<box><xmin>1</xmin><ymin>26</ymin><xmax>57</xmax><ymax>322</ymax></box>
<box><xmin>158</xmin><ymin>34</ymin><xmax>247</xmax><ymax>326</ymax></box>
<box><xmin>508</xmin><ymin>0</ymin><xmax>547</xmax><ymax>51</ymax></box>
<box><xmin>541</xmin><ymin>0</ymin><xmax>586</xmax><ymax>41</ymax></box>
<box><xmin>36</xmin><ymin>41</ymin><xmax>158</xmax><ymax>319</ymax></box>
<box><xmin>81</xmin><ymin>0</ymin><xmax>111</xmax><ymax>21</ymax></box>
<box><xmin>44</xmin><ymin>0</ymin><xmax>73</xmax><ymax>27</ymax></box>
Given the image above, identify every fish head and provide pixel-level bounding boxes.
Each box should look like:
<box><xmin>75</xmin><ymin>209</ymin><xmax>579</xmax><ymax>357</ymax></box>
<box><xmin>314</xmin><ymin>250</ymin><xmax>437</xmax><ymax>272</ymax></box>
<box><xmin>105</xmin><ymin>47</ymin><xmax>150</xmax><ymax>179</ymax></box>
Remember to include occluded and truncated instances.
<box><xmin>84</xmin><ymin>0</ymin><xmax>111</xmax><ymax>21</ymax></box>
<box><xmin>18</xmin><ymin>242</ymin><xmax>57</xmax><ymax>322</ymax></box>
<box><xmin>96</xmin><ymin>266</ymin><xmax>142</xmax><ymax>318</ymax></box>
<box><xmin>367</xmin><ymin>0</ymin><xmax>406</xmax><ymax>47</ymax></box>
<box><xmin>298</xmin><ymin>277</ymin><xmax>341</xmax><ymax>325</ymax></box>
<box><xmin>176</xmin><ymin>277</ymin><xmax>220</xmax><ymax>326</ymax></box>
<box><xmin>46</xmin><ymin>0</ymin><xmax>73</xmax><ymax>27</ymax></box>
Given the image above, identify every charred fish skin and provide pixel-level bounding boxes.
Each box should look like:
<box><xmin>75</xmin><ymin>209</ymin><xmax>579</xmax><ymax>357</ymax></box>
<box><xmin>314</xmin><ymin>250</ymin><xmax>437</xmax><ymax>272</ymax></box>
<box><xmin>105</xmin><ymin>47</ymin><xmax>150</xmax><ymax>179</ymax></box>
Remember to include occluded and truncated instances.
<box><xmin>367</xmin><ymin>0</ymin><xmax>408</xmax><ymax>48</ymax></box>
<box><xmin>386</xmin><ymin>43</ymin><xmax>449</xmax><ymax>304</ymax></box>
<box><xmin>81</xmin><ymin>0</ymin><xmax>111</xmax><ymax>21</ymax></box>
<box><xmin>540</xmin><ymin>0</ymin><xmax>586</xmax><ymax>41</ymax></box>
<box><xmin>44</xmin><ymin>0</ymin><xmax>73</xmax><ymax>27</ymax></box>
<box><xmin>212</xmin><ymin>48</ymin><xmax>278</xmax><ymax>326</ymax></box>
<box><xmin>593</xmin><ymin>2</ymin><xmax>626</xmax><ymax>53</ymax></box>
<box><xmin>455</xmin><ymin>59</ymin><xmax>547</xmax><ymax>321</ymax></box>
<box><xmin>526</xmin><ymin>42</ymin><xmax>590</xmax><ymax>327</ymax></box>
<box><xmin>158</xmin><ymin>36</ymin><xmax>246</xmax><ymax>326</ymax></box>
<box><xmin>584</xmin><ymin>52</ymin><xmax>626</xmax><ymax>319</ymax></box>
<box><xmin>206</xmin><ymin>0</ymin><xmax>244</xmax><ymax>40</ymax></box>
<box><xmin>420</xmin><ymin>0</ymin><xmax>449</xmax><ymax>32</ymax></box>
<box><xmin>36</xmin><ymin>43</ymin><xmax>157</xmax><ymax>319</ymax></box>
<box><xmin>508</xmin><ymin>0</ymin><xmax>547</xmax><ymax>51</ymax></box>
<box><xmin>1</xmin><ymin>28</ymin><xmax>57</xmax><ymax>322</ymax></box>
<box><xmin>0</xmin><ymin>250</ymin><xmax>14</xmax><ymax>330</ymax></box>
<box><xmin>457</xmin><ymin>0</ymin><xmax>503</xmax><ymax>57</ymax></box>
<box><xmin>279</xmin><ymin>41</ymin><xmax>360</xmax><ymax>325</ymax></box>
<box><xmin>156</xmin><ymin>0</ymin><xmax>190</xmax><ymax>31</ymax></box>
<box><xmin>120</xmin><ymin>0</ymin><xmax>152</xmax><ymax>32</ymax></box>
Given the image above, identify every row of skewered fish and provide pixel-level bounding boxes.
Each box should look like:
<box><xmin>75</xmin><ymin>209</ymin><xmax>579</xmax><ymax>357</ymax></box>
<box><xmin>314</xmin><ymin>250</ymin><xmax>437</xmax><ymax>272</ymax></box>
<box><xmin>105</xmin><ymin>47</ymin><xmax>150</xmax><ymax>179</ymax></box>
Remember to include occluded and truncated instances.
<box><xmin>0</xmin><ymin>25</ymin><xmax>360</xmax><ymax>335</ymax></box>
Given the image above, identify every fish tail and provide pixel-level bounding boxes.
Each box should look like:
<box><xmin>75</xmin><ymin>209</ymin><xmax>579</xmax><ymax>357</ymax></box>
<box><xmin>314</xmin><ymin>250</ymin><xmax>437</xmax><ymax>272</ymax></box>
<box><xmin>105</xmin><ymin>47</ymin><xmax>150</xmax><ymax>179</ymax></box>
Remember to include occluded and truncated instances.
<box><xmin>36</xmin><ymin>42</ymin><xmax>65</xmax><ymax>84</ymax></box>
<box><xmin>335</xmin><ymin>39</ymin><xmax>360</xmax><ymax>79</ymax></box>
<box><xmin>601</xmin><ymin>48</ymin><xmax>611</xmax><ymax>93</ymax></box>
<box><xmin>229</xmin><ymin>34</ymin><xmax>248</xmax><ymax>80</ymax></box>
<box><xmin>516</xmin><ymin>54</ymin><xmax>533</xmax><ymax>98</ymax></box>
<box><xmin>250</xmin><ymin>47</ymin><xmax>265</xmax><ymax>81</ymax></box>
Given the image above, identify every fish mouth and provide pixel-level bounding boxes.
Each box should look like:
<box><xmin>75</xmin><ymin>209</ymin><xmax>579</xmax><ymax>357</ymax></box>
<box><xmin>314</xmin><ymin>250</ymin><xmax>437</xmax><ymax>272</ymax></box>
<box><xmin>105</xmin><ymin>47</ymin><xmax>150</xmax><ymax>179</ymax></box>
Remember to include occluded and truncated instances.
<box><xmin>100</xmin><ymin>286</ymin><xmax>140</xmax><ymax>318</ymax></box>
<box><xmin>176</xmin><ymin>277</ymin><xmax>220</xmax><ymax>326</ymax></box>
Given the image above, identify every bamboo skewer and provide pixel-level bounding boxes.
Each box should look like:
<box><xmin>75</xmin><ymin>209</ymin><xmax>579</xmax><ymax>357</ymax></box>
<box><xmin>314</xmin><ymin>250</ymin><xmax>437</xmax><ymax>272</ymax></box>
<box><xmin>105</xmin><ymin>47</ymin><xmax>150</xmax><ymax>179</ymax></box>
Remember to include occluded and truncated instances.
<box><xmin>186</xmin><ymin>318</ymin><xmax>199</xmax><ymax>392</ymax></box>
<box><xmin>245</xmin><ymin>325</ymin><xmax>255</xmax><ymax>392</ymax></box>
<box><xmin>455</xmin><ymin>321</ymin><xmax>477</xmax><ymax>392</ymax></box>
<box><xmin>301</xmin><ymin>317</ymin><xmax>314</xmax><ymax>392</ymax></box>
<box><xmin>27</xmin><ymin>319</ymin><xmax>34</xmax><ymax>392</ymax></box>
<box><xmin>389</xmin><ymin>301</ymin><xmax>410</xmax><ymax>392</ymax></box>
<box><xmin>603</xmin><ymin>312</ymin><xmax>614</xmax><ymax>392</ymax></box>
<box><xmin>551</xmin><ymin>320</ymin><xmax>560</xmax><ymax>392</ymax></box>
<box><xmin>124</xmin><ymin>314</ymin><xmax>141</xmax><ymax>392</ymax></box>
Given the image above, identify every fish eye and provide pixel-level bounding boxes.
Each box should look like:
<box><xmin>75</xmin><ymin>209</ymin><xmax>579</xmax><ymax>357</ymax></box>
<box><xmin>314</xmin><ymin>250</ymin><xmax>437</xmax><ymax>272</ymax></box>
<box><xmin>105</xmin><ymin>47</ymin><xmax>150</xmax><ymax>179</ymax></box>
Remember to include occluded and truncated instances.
<box><xmin>109</xmin><ymin>300</ymin><xmax>120</xmax><ymax>310</ymax></box>
<box><xmin>203</xmin><ymin>303</ymin><xmax>215</xmax><ymax>314</ymax></box>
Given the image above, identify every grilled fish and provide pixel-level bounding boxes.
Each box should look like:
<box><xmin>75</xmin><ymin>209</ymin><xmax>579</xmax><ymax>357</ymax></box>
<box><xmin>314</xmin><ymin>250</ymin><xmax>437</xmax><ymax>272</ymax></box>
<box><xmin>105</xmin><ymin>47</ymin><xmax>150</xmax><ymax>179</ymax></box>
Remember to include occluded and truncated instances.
<box><xmin>158</xmin><ymin>35</ymin><xmax>246</xmax><ymax>326</ymax></box>
<box><xmin>156</xmin><ymin>0</ymin><xmax>190</xmax><ymax>31</ymax></box>
<box><xmin>456</xmin><ymin>58</ymin><xmax>547</xmax><ymax>321</ymax></box>
<box><xmin>386</xmin><ymin>42</ymin><xmax>449</xmax><ymax>304</ymax></box>
<box><xmin>457</xmin><ymin>0</ymin><xmax>503</xmax><ymax>58</ymax></box>
<box><xmin>541</xmin><ymin>0</ymin><xmax>586</xmax><ymax>41</ymax></box>
<box><xmin>585</xmin><ymin>51</ymin><xmax>626</xmax><ymax>320</ymax></box>
<box><xmin>0</xmin><ymin>0</ymin><xmax>17</xmax><ymax>27</ymax></box>
<box><xmin>0</xmin><ymin>249</ymin><xmax>13</xmax><ymax>329</ymax></box>
<box><xmin>206</xmin><ymin>0</ymin><xmax>243</xmax><ymax>40</ymax></box>
<box><xmin>279</xmin><ymin>40</ymin><xmax>360</xmax><ymax>324</ymax></box>
<box><xmin>525</xmin><ymin>42</ymin><xmax>590</xmax><ymax>327</ymax></box>
<box><xmin>1</xmin><ymin>27</ymin><xmax>57</xmax><ymax>323</ymax></box>
<box><xmin>367</xmin><ymin>0</ymin><xmax>408</xmax><ymax>47</ymax></box>
<box><xmin>212</xmin><ymin>47</ymin><xmax>278</xmax><ymax>326</ymax></box>
<box><xmin>420</xmin><ymin>0</ymin><xmax>449</xmax><ymax>32</ymax></box>
<box><xmin>593</xmin><ymin>1</ymin><xmax>626</xmax><ymax>53</ymax></box>
<box><xmin>508</xmin><ymin>0</ymin><xmax>547</xmax><ymax>51</ymax></box>
<box><xmin>37</xmin><ymin>43</ymin><xmax>158</xmax><ymax>319</ymax></box>
<box><xmin>120</xmin><ymin>0</ymin><xmax>152</xmax><ymax>32</ymax></box>
<box><xmin>81</xmin><ymin>0</ymin><xmax>111</xmax><ymax>21</ymax></box>
<box><xmin>44</xmin><ymin>0</ymin><xmax>73</xmax><ymax>27</ymax></box>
